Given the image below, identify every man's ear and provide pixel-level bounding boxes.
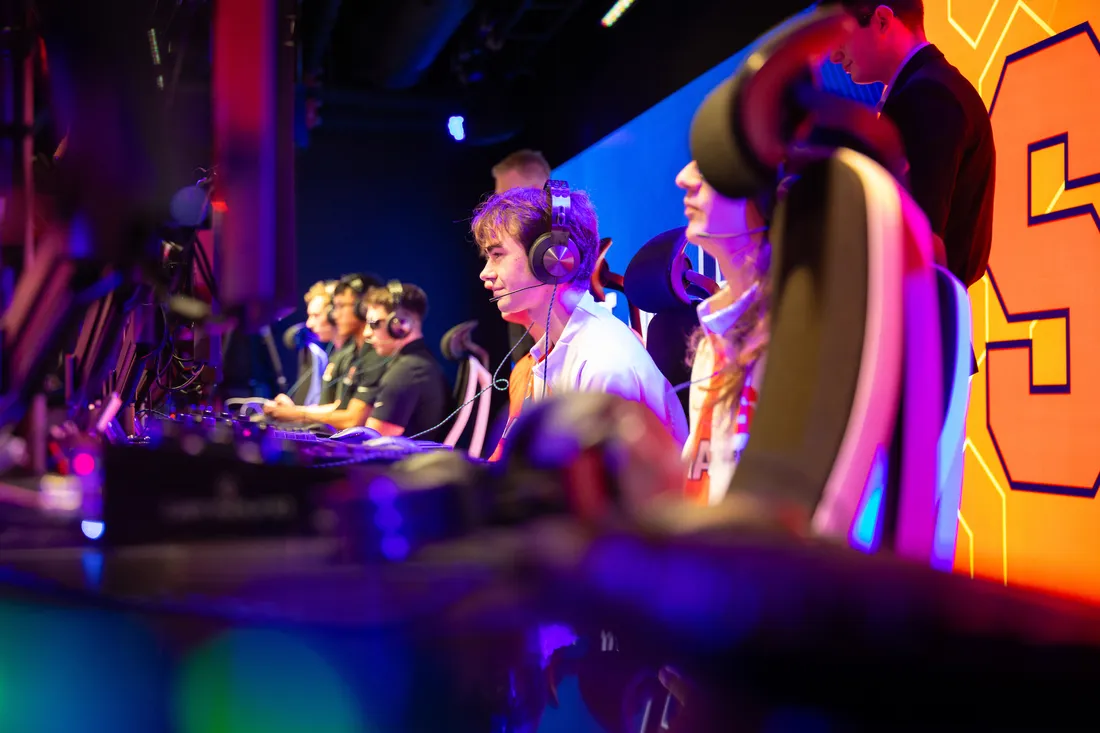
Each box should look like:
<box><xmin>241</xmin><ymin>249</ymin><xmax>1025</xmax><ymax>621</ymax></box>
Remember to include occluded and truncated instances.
<box><xmin>874</xmin><ymin>4</ymin><xmax>894</xmax><ymax>32</ymax></box>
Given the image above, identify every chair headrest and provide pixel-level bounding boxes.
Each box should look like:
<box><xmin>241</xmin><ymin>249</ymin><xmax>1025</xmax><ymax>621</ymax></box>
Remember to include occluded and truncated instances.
<box><xmin>440</xmin><ymin>320</ymin><xmax>479</xmax><ymax>361</ymax></box>
<box><xmin>690</xmin><ymin>6</ymin><xmax>905</xmax><ymax>200</ymax></box>
<box><xmin>644</xmin><ymin>305</ymin><xmax>700</xmax><ymax>371</ymax></box>
<box><xmin>623</xmin><ymin>227</ymin><xmax>707</xmax><ymax>313</ymax></box>
<box><xmin>590</xmin><ymin>237</ymin><xmax>614</xmax><ymax>302</ymax></box>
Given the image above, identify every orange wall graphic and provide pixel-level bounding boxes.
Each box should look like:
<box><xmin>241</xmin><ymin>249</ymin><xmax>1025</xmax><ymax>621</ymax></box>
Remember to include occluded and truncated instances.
<box><xmin>924</xmin><ymin>1</ymin><xmax>1100</xmax><ymax>603</ymax></box>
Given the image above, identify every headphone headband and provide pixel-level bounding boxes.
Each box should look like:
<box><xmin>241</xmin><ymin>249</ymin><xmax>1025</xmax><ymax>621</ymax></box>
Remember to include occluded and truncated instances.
<box><xmin>545</xmin><ymin>180</ymin><xmax>572</xmax><ymax>247</ymax></box>
<box><xmin>338</xmin><ymin>273</ymin><xmax>371</xmax><ymax>297</ymax></box>
<box><xmin>528</xmin><ymin>179</ymin><xmax>581</xmax><ymax>285</ymax></box>
<box><xmin>386</xmin><ymin>280</ymin><xmax>404</xmax><ymax>311</ymax></box>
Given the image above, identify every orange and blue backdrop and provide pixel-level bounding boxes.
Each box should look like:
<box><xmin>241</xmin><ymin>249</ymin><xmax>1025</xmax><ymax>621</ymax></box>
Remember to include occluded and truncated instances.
<box><xmin>923</xmin><ymin>0</ymin><xmax>1100</xmax><ymax>604</ymax></box>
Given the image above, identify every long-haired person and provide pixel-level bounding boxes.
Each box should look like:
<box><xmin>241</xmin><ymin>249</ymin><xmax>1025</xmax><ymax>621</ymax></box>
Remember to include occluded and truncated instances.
<box><xmin>676</xmin><ymin>160</ymin><xmax>772</xmax><ymax>506</ymax></box>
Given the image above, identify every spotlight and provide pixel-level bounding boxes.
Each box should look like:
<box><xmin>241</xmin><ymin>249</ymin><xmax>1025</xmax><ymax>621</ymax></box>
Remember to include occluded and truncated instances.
<box><xmin>447</xmin><ymin>115</ymin><xmax>466</xmax><ymax>141</ymax></box>
<box><xmin>601</xmin><ymin>0</ymin><xmax>638</xmax><ymax>27</ymax></box>
<box><xmin>81</xmin><ymin>520</ymin><xmax>105</xmax><ymax>540</ymax></box>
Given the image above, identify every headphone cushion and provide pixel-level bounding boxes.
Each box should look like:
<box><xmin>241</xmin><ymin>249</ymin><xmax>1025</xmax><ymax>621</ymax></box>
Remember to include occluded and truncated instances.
<box><xmin>529</xmin><ymin>232</ymin><xmax>580</xmax><ymax>285</ymax></box>
<box><xmin>387</xmin><ymin>315</ymin><xmax>409</xmax><ymax>340</ymax></box>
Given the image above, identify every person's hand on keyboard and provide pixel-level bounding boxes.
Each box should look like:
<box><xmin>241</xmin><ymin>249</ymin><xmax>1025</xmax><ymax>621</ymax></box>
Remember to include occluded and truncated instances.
<box><xmin>263</xmin><ymin>400</ymin><xmax>299</xmax><ymax>422</ymax></box>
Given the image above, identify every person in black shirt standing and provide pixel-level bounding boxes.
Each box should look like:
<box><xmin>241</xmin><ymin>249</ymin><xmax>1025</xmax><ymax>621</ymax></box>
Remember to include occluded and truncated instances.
<box><xmin>830</xmin><ymin>0</ymin><xmax>993</xmax><ymax>376</ymax></box>
<box><xmin>356</xmin><ymin>282</ymin><xmax>449</xmax><ymax>442</ymax></box>
<box><xmin>830</xmin><ymin>0</ymin><xmax>995</xmax><ymax>288</ymax></box>
<box><xmin>265</xmin><ymin>272</ymin><xmax>388</xmax><ymax>430</ymax></box>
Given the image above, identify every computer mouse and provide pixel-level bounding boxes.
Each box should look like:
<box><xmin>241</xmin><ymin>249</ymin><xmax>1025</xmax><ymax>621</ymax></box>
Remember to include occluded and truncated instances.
<box><xmin>304</xmin><ymin>422</ymin><xmax>339</xmax><ymax>437</ymax></box>
<box><xmin>329</xmin><ymin>426</ymin><xmax>382</xmax><ymax>442</ymax></box>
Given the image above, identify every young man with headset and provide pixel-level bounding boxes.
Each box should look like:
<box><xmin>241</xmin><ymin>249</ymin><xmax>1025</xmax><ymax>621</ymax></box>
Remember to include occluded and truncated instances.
<box><xmin>264</xmin><ymin>272</ymin><xmax>386</xmax><ymax>430</ymax></box>
<box><xmin>490</xmin><ymin>149</ymin><xmax>554</xmax><ymax>362</ymax></box>
<box><xmin>355</xmin><ymin>281</ymin><xmax>449</xmax><ymax>441</ymax></box>
<box><xmin>474</xmin><ymin>181</ymin><xmax>690</xmax><ymax>460</ymax></box>
<box><xmin>284</xmin><ymin>279</ymin><xmax>337</xmax><ymax>406</ymax></box>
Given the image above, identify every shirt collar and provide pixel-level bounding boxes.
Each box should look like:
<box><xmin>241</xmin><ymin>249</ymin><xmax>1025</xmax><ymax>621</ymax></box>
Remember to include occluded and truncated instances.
<box><xmin>876</xmin><ymin>41</ymin><xmax>930</xmax><ymax>112</ymax></box>
<box><xmin>696</xmin><ymin>282</ymin><xmax>760</xmax><ymax>338</ymax></box>
<box><xmin>528</xmin><ymin>290</ymin><xmax>600</xmax><ymax>362</ymax></box>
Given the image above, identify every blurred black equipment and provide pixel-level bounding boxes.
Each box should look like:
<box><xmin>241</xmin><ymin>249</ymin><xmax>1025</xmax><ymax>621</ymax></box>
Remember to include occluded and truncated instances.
<box><xmin>282</xmin><ymin>322</ymin><xmax>315</xmax><ymax>351</ymax></box>
<box><xmin>1</xmin><ymin>0</ymin><xmax>176</xmax><ymax>429</ymax></box>
<box><xmin>212</xmin><ymin>0</ymin><xmax>299</xmax><ymax>329</ymax></box>
<box><xmin>259</xmin><ymin>324</ymin><xmax>287</xmax><ymax>392</ymax></box>
<box><xmin>1</xmin><ymin>0</ymin><xmax>302</xmax><ymax>437</ymax></box>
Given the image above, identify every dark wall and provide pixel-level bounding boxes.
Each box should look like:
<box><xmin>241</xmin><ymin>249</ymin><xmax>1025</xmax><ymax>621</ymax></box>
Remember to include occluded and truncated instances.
<box><xmin>518</xmin><ymin>0</ymin><xmax>811</xmax><ymax>166</ymax></box>
<box><xmin>293</xmin><ymin>128</ymin><xmax>512</xmax><ymax>386</ymax></box>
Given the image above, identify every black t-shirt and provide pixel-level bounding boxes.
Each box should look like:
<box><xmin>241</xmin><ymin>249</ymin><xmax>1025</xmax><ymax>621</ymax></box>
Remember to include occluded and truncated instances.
<box><xmin>319</xmin><ymin>341</ymin><xmax>356</xmax><ymax>406</ymax></box>
<box><xmin>340</xmin><ymin>344</ymin><xmax>387</xmax><ymax>410</ymax></box>
<box><xmin>353</xmin><ymin>338</ymin><xmax>449</xmax><ymax>441</ymax></box>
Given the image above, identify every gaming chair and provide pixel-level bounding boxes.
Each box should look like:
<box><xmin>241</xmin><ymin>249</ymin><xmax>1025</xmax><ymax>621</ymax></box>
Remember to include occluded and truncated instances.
<box><xmin>623</xmin><ymin>227</ymin><xmax>720</xmax><ymax>419</ymax></box>
<box><xmin>933</xmin><ymin>265</ymin><xmax>973</xmax><ymax>571</ymax></box>
<box><xmin>439</xmin><ymin>320</ymin><xmax>494</xmax><ymax>458</ymax></box>
<box><xmin>684</xmin><ymin>4</ymin><xmax>954</xmax><ymax>562</ymax></box>
<box><xmin>590</xmin><ymin>237</ymin><xmax>644</xmax><ymax>334</ymax></box>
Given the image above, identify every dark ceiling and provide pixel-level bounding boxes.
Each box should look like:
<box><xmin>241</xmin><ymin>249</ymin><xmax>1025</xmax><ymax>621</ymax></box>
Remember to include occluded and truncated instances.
<box><xmin>302</xmin><ymin>0</ymin><xmax>812</xmax><ymax>156</ymax></box>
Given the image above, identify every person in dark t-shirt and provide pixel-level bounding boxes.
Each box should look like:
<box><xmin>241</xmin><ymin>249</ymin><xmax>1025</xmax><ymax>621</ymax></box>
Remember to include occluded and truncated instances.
<box><xmin>357</xmin><ymin>282</ymin><xmax>449</xmax><ymax>441</ymax></box>
<box><xmin>265</xmin><ymin>272</ymin><xmax>388</xmax><ymax>430</ymax></box>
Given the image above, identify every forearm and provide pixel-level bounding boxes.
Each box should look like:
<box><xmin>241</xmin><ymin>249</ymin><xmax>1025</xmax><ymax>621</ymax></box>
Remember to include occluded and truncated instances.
<box><xmin>325</xmin><ymin>403</ymin><xmax>372</xmax><ymax>431</ymax></box>
<box><xmin>290</xmin><ymin>402</ymin><xmax>338</xmax><ymax>421</ymax></box>
<box><xmin>365</xmin><ymin>417</ymin><xmax>405</xmax><ymax>436</ymax></box>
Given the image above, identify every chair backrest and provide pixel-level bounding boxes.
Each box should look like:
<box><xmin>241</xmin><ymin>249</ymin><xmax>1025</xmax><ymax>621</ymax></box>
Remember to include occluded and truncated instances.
<box><xmin>730</xmin><ymin>149</ymin><xmax>904</xmax><ymax>547</ymax></box>
<box><xmin>726</xmin><ymin>147</ymin><xmax>946</xmax><ymax>568</ymax></box>
<box><xmin>931</xmin><ymin>265</ymin><xmax>973</xmax><ymax>571</ymax></box>
<box><xmin>590</xmin><ymin>237</ymin><xmax>644</xmax><ymax>334</ymax></box>
<box><xmin>623</xmin><ymin>226</ymin><xmax>719</xmax><ymax>406</ymax></box>
<box><xmin>438</xmin><ymin>321</ymin><xmax>493</xmax><ymax>457</ymax></box>
<box><xmin>642</xmin><ymin>305</ymin><xmax>698</xmax><ymax>418</ymax></box>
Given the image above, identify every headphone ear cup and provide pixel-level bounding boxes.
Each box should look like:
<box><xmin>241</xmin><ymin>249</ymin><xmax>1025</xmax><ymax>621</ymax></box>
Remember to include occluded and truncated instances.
<box><xmin>387</xmin><ymin>314</ymin><xmax>409</xmax><ymax>340</ymax></box>
<box><xmin>529</xmin><ymin>232</ymin><xmax>581</xmax><ymax>285</ymax></box>
<box><xmin>354</xmin><ymin>298</ymin><xmax>368</xmax><ymax>322</ymax></box>
<box><xmin>326</xmin><ymin>305</ymin><xmax>336</xmax><ymax>326</ymax></box>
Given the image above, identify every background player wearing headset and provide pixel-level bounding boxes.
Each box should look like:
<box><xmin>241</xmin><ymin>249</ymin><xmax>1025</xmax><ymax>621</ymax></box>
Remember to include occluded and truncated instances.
<box><xmin>276</xmin><ymin>279</ymin><xmax>337</xmax><ymax>406</ymax></box>
<box><xmin>474</xmin><ymin>181</ymin><xmax>689</xmax><ymax>460</ymax></box>
<box><xmin>356</xmin><ymin>282</ymin><xmax>449</xmax><ymax>440</ymax></box>
<box><xmin>676</xmin><ymin>160</ymin><xmax>773</xmax><ymax>507</ymax></box>
<box><xmin>264</xmin><ymin>272</ymin><xmax>385</xmax><ymax>430</ymax></box>
<box><xmin>304</xmin><ymin>279</ymin><xmax>338</xmax><ymax>347</ymax></box>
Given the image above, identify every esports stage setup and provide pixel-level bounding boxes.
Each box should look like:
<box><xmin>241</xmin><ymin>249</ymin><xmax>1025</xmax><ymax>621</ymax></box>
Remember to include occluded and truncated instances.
<box><xmin>2</xmin><ymin>3</ymin><xmax>1100</xmax><ymax>732</ymax></box>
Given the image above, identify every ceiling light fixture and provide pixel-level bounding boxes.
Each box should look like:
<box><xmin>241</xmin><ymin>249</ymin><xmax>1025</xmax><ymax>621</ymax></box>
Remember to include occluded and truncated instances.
<box><xmin>600</xmin><ymin>0</ymin><xmax>638</xmax><ymax>28</ymax></box>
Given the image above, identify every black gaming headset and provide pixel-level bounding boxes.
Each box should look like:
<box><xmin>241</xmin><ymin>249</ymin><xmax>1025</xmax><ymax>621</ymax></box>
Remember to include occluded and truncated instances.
<box><xmin>384</xmin><ymin>280</ymin><xmax>411</xmax><ymax>339</ymax></box>
<box><xmin>331</xmin><ymin>273</ymin><xmax>374</xmax><ymax>323</ymax></box>
<box><xmin>323</xmin><ymin>279</ymin><xmax>339</xmax><ymax>326</ymax></box>
<box><xmin>528</xmin><ymin>180</ymin><xmax>582</xmax><ymax>285</ymax></box>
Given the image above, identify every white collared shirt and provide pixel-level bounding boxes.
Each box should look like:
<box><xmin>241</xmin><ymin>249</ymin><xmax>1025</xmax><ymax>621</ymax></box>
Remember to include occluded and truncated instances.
<box><xmin>528</xmin><ymin>291</ymin><xmax>690</xmax><ymax>447</ymax></box>
<box><xmin>876</xmin><ymin>41</ymin><xmax>931</xmax><ymax>114</ymax></box>
<box><xmin>304</xmin><ymin>342</ymin><xmax>329</xmax><ymax>406</ymax></box>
